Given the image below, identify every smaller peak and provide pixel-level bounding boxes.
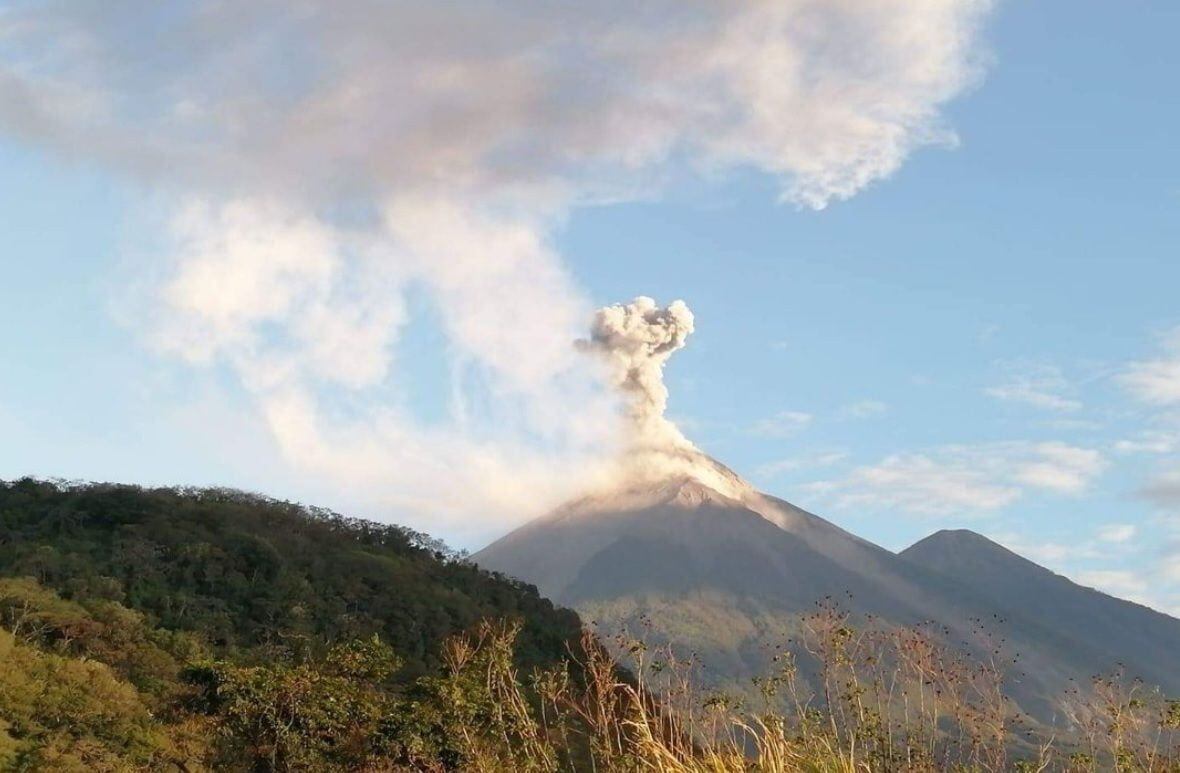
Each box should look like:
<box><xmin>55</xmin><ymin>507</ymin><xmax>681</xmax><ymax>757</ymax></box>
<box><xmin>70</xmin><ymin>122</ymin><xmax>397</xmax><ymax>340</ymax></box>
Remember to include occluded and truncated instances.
<box><xmin>902</xmin><ymin>528</ymin><xmax>1003</xmax><ymax>555</ymax></box>
<box><xmin>927</xmin><ymin>528</ymin><xmax>986</xmax><ymax>542</ymax></box>
<box><xmin>901</xmin><ymin>529</ymin><xmax>1051</xmax><ymax>576</ymax></box>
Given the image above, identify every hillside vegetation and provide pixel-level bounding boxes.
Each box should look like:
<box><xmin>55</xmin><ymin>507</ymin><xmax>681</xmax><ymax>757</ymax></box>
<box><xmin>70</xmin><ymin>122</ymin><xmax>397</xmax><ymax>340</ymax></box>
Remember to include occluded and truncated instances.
<box><xmin>0</xmin><ymin>478</ymin><xmax>589</xmax><ymax>769</ymax></box>
<box><xmin>0</xmin><ymin>478</ymin><xmax>580</xmax><ymax>677</ymax></box>
<box><xmin>1</xmin><ymin>479</ymin><xmax>1178</xmax><ymax>771</ymax></box>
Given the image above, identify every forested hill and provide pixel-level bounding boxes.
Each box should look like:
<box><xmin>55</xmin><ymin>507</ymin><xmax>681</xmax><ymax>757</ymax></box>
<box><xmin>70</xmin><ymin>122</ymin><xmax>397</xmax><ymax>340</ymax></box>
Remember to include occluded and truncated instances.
<box><xmin>0</xmin><ymin>478</ymin><xmax>609</xmax><ymax>769</ymax></box>
<box><xmin>1</xmin><ymin>479</ymin><xmax>1176</xmax><ymax>770</ymax></box>
<box><xmin>0</xmin><ymin>478</ymin><xmax>581</xmax><ymax>677</ymax></box>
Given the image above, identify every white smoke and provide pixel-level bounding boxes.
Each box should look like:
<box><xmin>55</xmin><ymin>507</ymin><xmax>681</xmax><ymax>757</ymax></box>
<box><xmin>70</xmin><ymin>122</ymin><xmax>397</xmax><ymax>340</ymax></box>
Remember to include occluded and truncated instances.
<box><xmin>579</xmin><ymin>297</ymin><xmax>695</xmax><ymax>449</ymax></box>
<box><xmin>0</xmin><ymin>1</ymin><xmax>992</xmax><ymax>209</ymax></box>
<box><xmin>577</xmin><ymin>297</ymin><xmax>762</xmax><ymax>500</ymax></box>
<box><xmin>0</xmin><ymin>0</ymin><xmax>995</xmax><ymax>534</ymax></box>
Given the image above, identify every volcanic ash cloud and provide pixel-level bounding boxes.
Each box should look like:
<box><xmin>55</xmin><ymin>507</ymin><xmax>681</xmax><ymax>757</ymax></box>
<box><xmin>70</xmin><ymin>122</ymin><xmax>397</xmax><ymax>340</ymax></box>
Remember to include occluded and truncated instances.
<box><xmin>579</xmin><ymin>297</ymin><xmax>694</xmax><ymax>448</ymax></box>
<box><xmin>578</xmin><ymin>297</ymin><xmax>754</xmax><ymax>500</ymax></box>
<box><xmin>0</xmin><ymin>1</ymin><xmax>994</xmax><ymax>529</ymax></box>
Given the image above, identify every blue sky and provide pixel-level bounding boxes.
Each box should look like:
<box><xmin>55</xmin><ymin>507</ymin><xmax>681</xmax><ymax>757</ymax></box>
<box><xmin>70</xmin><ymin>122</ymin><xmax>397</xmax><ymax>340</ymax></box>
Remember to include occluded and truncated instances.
<box><xmin>1</xmin><ymin>1</ymin><xmax>1179</xmax><ymax>614</ymax></box>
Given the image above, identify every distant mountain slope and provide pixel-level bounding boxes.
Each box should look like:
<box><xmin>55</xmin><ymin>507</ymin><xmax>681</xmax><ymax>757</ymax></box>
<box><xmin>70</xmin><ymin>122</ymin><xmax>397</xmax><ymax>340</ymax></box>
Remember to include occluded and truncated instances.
<box><xmin>901</xmin><ymin>529</ymin><xmax>1180</xmax><ymax>694</ymax></box>
<box><xmin>481</xmin><ymin>475</ymin><xmax>968</xmax><ymax>624</ymax></box>
<box><xmin>0</xmin><ymin>478</ymin><xmax>582</xmax><ymax>678</ymax></box>
<box><xmin>474</xmin><ymin>457</ymin><xmax>1180</xmax><ymax>722</ymax></box>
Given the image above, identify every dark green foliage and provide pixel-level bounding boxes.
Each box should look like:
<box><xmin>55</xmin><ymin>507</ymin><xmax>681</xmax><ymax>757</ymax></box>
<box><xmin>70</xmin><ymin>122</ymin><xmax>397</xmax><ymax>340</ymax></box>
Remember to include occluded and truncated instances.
<box><xmin>0</xmin><ymin>574</ymin><xmax>604</xmax><ymax>771</ymax></box>
<box><xmin>0</xmin><ymin>478</ymin><xmax>581</xmax><ymax>678</ymax></box>
<box><xmin>183</xmin><ymin>638</ymin><xmax>408</xmax><ymax>769</ymax></box>
<box><xmin>17</xmin><ymin>478</ymin><xmax>1173</xmax><ymax>770</ymax></box>
<box><xmin>0</xmin><ymin>478</ymin><xmax>598</xmax><ymax>770</ymax></box>
<box><xmin>0</xmin><ymin>579</ymin><xmax>210</xmax><ymax>770</ymax></box>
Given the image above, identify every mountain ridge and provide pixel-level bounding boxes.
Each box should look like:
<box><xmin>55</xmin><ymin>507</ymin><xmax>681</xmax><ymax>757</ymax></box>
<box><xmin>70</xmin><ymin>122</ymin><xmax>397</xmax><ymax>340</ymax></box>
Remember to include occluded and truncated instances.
<box><xmin>474</xmin><ymin>456</ymin><xmax>1180</xmax><ymax>722</ymax></box>
<box><xmin>901</xmin><ymin>526</ymin><xmax>1180</xmax><ymax>693</ymax></box>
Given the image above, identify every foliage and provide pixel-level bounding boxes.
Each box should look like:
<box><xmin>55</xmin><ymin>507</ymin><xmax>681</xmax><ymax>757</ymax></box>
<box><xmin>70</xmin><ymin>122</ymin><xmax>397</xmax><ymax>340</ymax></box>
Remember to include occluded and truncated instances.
<box><xmin>0</xmin><ymin>478</ymin><xmax>585</xmax><ymax>770</ymax></box>
<box><xmin>0</xmin><ymin>478</ymin><xmax>581</xmax><ymax>677</ymax></box>
<box><xmin>183</xmin><ymin>637</ymin><xmax>406</xmax><ymax>769</ymax></box>
<box><xmin>1</xmin><ymin>479</ymin><xmax>1177</xmax><ymax>771</ymax></box>
<box><xmin>0</xmin><ymin>627</ymin><xmax>202</xmax><ymax>771</ymax></box>
<box><xmin>3</xmin><ymin>577</ymin><xmax>1177</xmax><ymax>771</ymax></box>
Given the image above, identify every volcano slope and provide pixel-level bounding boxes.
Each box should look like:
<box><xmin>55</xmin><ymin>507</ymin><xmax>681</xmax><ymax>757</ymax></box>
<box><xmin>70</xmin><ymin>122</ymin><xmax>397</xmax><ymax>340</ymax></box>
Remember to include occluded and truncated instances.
<box><xmin>474</xmin><ymin>455</ymin><xmax>1180</xmax><ymax>723</ymax></box>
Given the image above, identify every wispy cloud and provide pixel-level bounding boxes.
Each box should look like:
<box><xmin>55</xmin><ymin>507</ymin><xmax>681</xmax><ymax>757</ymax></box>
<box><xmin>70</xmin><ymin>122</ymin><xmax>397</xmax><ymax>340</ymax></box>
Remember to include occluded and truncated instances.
<box><xmin>985</xmin><ymin>363</ymin><xmax>1081</xmax><ymax>412</ymax></box>
<box><xmin>837</xmin><ymin>400</ymin><xmax>888</xmax><ymax>420</ymax></box>
<box><xmin>990</xmin><ymin>532</ymin><xmax>1102</xmax><ymax>566</ymax></box>
<box><xmin>0</xmin><ymin>2</ymin><xmax>993</xmax><ymax>210</ymax></box>
<box><xmin>806</xmin><ymin>452</ymin><xmax>1020</xmax><ymax>515</ymax></box>
<box><xmin>1012</xmin><ymin>442</ymin><xmax>1106</xmax><ymax>494</ymax></box>
<box><xmin>0</xmin><ymin>0</ymin><xmax>996</xmax><ymax>528</ymax></box>
<box><xmin>1119</xmin><ymin>327</ymin><xmax>1180</xmax><ymax>406</ymax></box>
<box><xmin>1150</xmin><ymin>535</ymin><xmax>1180</xmax><ymax>613</ymax></box>
<box><xmin>1096</xmin><ymin>523</ymin><xmax>1138</xmax><ymax>543</ymax></box>
<box><xmin>1162</xmin><ymin>549</ymin><xmax>1180</xmax><ymax>584</ymax></box>
<box><xmin>1044</xmin><ymin>418</ymin><xmax>1105</xmax><ymax>432</ymax></box>
<box><xmin>1075</xmin><ymin>570</ymin><xmax>1151</xmax><ymax>601</ymax></box>
<box><xmin>1114</xmin><ymin>431</ymin><xmax>1179</xmax><ymax>455</ymax></box>
<box><xmin>805</xmin><ymin>441</ymin><xmax>1107</xmax><ymax>517</ymax></box>
<box><xmin>993</xmin><ymin>521</ymin><xmax>1141</xmax><ymax>567</ymax></box>
<box><xmin>1116</xmin><ymin>329</ymin><xmax>1180</xmax><ymax>529</ymax></box>
<box><xmin>1142</xmin><ymin>469</ymin><xmax>1180</xmax><ymax>511</ymax></box>
<box><xmin>988</xmin><ymin>528</ymin><xmax>1178</xmax><ymax>613</ymax></box>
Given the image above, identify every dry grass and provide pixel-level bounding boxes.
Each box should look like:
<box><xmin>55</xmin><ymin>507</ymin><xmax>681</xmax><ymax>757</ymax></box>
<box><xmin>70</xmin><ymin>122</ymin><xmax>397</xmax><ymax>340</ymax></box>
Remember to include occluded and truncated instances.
<box><xmin>435</xmin><ymin>606</ymin><xmax>1180</xmax><ymax>772</ymax></box>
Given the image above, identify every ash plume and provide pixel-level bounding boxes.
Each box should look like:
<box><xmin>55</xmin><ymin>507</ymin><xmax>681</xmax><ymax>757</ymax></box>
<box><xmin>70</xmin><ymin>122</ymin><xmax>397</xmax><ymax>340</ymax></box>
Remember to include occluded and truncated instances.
<box><xmin>0</xmin><ymin>0</ymin><xmax>995</xmax><ymax>534</ymax></box>
<box><xmin>580</xmin><ymin>297</ymin><xmax>694</xmax><ymax>448</ymax></box>
<box><xmin>579</xmin><ymin>298</ymin><xmax>754</xmax><ymax>500</ymax></box>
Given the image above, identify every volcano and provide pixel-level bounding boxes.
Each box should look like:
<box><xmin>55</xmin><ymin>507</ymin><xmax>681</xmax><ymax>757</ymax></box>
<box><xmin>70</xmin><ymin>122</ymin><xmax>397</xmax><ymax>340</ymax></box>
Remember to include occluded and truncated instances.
<box><xmin>473</xmin><ymin>451</ymin><xmax>1180</xmax><ymax>722</ymax></box>
<box><xmin>476</xmin><ymin>297</ymin><xmax>1180</xmax><ymax>722</ymax></box>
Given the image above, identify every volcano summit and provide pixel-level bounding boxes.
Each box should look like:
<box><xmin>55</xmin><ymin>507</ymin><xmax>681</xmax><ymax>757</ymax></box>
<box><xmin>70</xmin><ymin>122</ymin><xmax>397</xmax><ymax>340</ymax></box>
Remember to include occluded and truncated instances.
<box><xmin>475</xmin><ymin>298</ymin><xmax>1180</xmax><ymax>725</ymax></box>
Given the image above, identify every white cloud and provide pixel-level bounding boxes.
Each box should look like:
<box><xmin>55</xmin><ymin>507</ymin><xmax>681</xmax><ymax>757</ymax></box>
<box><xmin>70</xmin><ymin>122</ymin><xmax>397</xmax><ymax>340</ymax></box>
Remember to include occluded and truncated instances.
<box><xmin>1012</xmin><ymin>441</ymin><xmax>1106</xmax><ymax>495</ymax></box>
<box><xmin>837</xmin><ymin>400</ymin><xmax>888</xmax><ymax>420</ymax></box>
<box><xmin>985</xmin><ymin>363</ymin><xmax>1081</xmax><ymax>412</ymax></box>
<box><xmin>1096</xmin><ymin>523</ymin><xmax>1137</xmax><ymax>544</ymax></box>
<box><xmin>0</xmin><ymin>0</ymin><xmax>995</xmax><ymax>529</ymax></box>
<box><xmin>1028</xmin><ymin>543</ymin><xmax>1100</xmax><ymax>564</ymax></box>
<box><xmin>1142</xmin><ymin>469</ymin><xmax>1180</xmax><ymax>511</ymax></box>
<box><xmin>1162</xmin><ymin>554</ymin><xmax>1180</xmax><ymax>584</ymax></box>
<box><xmin>0</xmin><ymin>1</ymin><xmax>994</xmax><ymax>210</ymax></box>
<box><xmin>807</xmin><ymin>441</ymin><xmax>1106</xmax><ymax>517</ymax></box>
<box><xmin>752</xmin><ymin>410</ymin><xmax>814</xmax><ymax>438</ymax></box>
<box><xmin>1150</xmin><ymin>540</ymin><xmax>1180</xmax><ymax>614</ymax></box>
<box><xmin>1119</xmin><ymin>327</ymin><xmax>1180</xmax><ymax>406</ymax></box>
<box><xmin>994</xmin><ymin>520</ymin><xmax>1143</xmax><ymax>567</ymax></box>
<box><xmin>1075</xmin><ymin>570</ymin><xmax>1150</xmax><ymax>601</ymax></box>
<box><xmin>1114</xmin><ymin>430</ymin><xmax>1179</xmax><ymax>455</ymax></box>
<box><xmin>989</xmin><ymin>532</ymin><xmax>1101</xmax><ymax>566</ymax></box>
<box><xmin>812</xmin><ymin>451</ymin><xmax>1020</xmax><ymax>516</ymax></box>
<box><xmin>1122</xmin><ymin>362</ymin><xmax>1180</xmax><ymax>406</ymax></box>
<box><xmin>140</xmin><ymin>198</ymin><xmax>623</xmax><ymax>530</ymax></box>
<box><xmin>1118</xmin><ymin>330</ymin><xmax>1180</xmax><ymax>530</ymax></box>
<box><xmin>1044</xmin><ymin>418</ymin><xmax>1104</xmax><ymax>432</ymax></box>
<box><xmin>992</xmin><ymin>523</ymin><xmax>1179</xmax><ymax>617</ymax></box>
<box><xmin>985</xmin><ymin>529</ymin><xmax>1180</xmax><ymax>616</ymax></box>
